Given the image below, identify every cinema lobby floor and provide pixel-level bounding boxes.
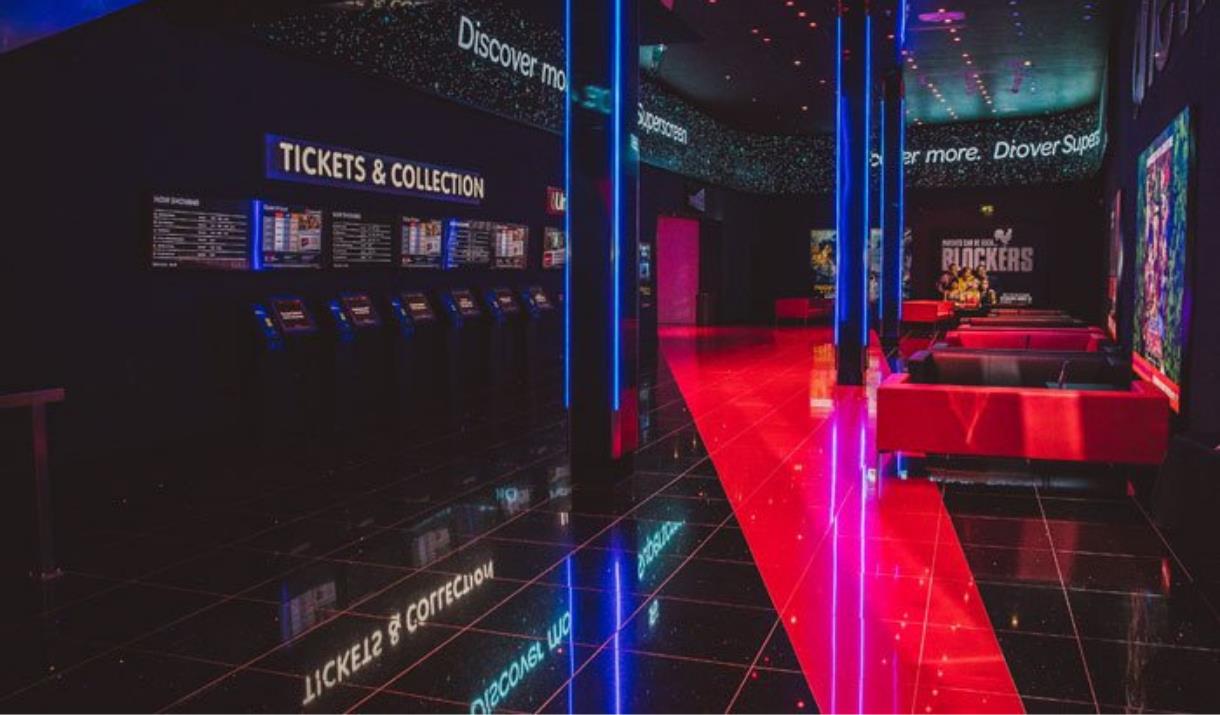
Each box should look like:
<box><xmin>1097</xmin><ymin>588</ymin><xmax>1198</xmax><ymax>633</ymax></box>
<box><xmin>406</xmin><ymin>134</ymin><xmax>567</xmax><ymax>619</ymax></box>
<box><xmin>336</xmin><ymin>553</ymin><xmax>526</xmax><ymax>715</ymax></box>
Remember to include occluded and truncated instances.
<box><xmin>0</xmin><ymin>326</ymin><xmax>1215</xmax><ymax>714</ymax></box>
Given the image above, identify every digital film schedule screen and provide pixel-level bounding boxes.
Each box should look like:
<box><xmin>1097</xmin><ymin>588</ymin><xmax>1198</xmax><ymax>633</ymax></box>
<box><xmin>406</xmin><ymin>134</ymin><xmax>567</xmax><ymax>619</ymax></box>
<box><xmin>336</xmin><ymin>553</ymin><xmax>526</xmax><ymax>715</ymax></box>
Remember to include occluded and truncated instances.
<box><xmin>261</xmin><ymin>204</ymin><xmax>323</xmax><ymax>269</ymax></box>
<box><xmin>402</xmin><ymin>217</ymin><xmax>444</xmax><ymax>268</ymax></box>
<box><xmin>542</xmin><ymin>227</ymin><xmax>566</xmax><ymax>269</ymax></box>
<box><xmin>445</xmin><ymin>220</ymin><xmax>493</xmax><ymax>268</ymax></box>
<box><xmin>331</xmin><ymin>211</ymin><xmax>393</xmax><ymax>268</ymax></box>
<box><xmin>493</xmin><ymin>224</ymin><xmax>529</xmax><ymax>269</ymax></box>
<box><xmin>151</xmin><ymin>195</ymin><xmax>250</xmax><ymax>270</ymax></box>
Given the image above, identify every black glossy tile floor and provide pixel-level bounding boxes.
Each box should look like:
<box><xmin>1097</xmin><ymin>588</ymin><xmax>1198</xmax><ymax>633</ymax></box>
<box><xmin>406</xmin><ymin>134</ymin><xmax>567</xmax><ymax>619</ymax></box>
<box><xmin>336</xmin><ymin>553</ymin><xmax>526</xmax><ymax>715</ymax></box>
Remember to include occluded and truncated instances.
<box><xmin>1</xmin><ymin>357</ymin><xmax>810</xmax><ymax>713</ymax></box>
<box><xmin>943</xmin><ymin>482</ymin><xmax>1220</xmax><ymax>714</ymax></box>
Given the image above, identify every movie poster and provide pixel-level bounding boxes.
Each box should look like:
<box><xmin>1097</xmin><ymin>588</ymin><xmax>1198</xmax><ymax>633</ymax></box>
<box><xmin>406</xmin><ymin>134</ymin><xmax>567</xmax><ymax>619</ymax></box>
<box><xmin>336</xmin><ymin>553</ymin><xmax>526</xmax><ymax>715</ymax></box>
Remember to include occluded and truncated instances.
<box><xmin>1134</xmin><ymin>108</ymin><xmax>1192</xmax><ymax>412</ymax></box>
<box><xmin>1106</xmin><ymin>191</ymin><xmax>1123</xmax><ymax>339</ymax></box>
<box><xmin>810</xmin><ymin>230</ymin><xmax>836</xmax><ymax>298</ymax></box>
<box><xmin>936</xmin><ymin>226</ymin><xmax>1037</xmax><ymax>307</ymax></box>
<box><xmin>809</xmin><ymin>228</ymin><xmax>913</xmax><ymax>301</ymax></box>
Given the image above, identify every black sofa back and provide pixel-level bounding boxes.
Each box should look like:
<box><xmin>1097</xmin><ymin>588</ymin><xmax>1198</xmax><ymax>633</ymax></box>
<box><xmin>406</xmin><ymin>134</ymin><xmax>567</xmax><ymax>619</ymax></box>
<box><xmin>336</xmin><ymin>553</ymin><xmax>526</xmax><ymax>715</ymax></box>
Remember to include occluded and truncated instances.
<box><xmin>907</xmin><ymin>349</ymin><xmax>1132</xmax><ymax>388</ymax></box>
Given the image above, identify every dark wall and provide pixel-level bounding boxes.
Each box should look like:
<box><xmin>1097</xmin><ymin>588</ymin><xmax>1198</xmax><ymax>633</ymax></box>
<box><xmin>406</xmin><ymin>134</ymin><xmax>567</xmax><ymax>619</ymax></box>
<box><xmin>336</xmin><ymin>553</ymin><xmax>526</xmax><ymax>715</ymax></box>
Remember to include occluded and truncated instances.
<box><xmin>639</xmin><ymin>166</ymin><xmax>827</xmax><ymax>325</ymax></box>
<box><xmin>907</xmin><ymin>182</ymin><xmax>1106</xmax><ymax>322</ymax></box>
<box><xmin>0</xmin><ymin>6</ymin><xmax>563</xmax><ymax>458</ymax></box>
<box><xmin>1105</xmin><ymin>0</ymin><xmax>1220</xmax><ymax>432</ymax></box>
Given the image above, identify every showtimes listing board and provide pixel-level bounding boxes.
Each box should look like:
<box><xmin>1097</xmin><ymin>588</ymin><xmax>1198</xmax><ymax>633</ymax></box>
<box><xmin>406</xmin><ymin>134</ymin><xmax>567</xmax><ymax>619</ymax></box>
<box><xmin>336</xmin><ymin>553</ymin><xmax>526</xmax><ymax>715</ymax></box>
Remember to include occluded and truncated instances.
<box><xmin>402</xmin><ymin>217</ymin><xmax>445</xmax><ymax>268</ymax></box>
<box><xmin>151</xmin><ymin>195</ymin><xmax>250</xmax><ymax>270</ymax></box>
<box><xmin>330</xmin><ymin>211</ymin><xmax>394</xmax><ymax>268</ymax></box>
<box><xmin>542</xmin><ymin>227</ymin><xmax>565</xmax><ymax>269</ymax></box>
<box><xmin>445</xmin><ymin>219</ymin><xmax>493</xmax><ymax>268</ymax></box>
<box><xmin>493</xmin><ymin>224</ymin><xmax>529</xmax><ymax>269</ymax></box>
<box><xmin>262</xmin><ymin>204</ymin><xmax>323</xmax><ymax>269</ymax></box>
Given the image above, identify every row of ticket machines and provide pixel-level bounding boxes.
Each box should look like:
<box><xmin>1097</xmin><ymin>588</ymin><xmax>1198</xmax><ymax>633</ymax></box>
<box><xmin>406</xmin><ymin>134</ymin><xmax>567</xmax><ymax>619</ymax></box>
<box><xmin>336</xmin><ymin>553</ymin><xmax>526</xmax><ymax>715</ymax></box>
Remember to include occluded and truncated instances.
<box><xmin>246</xmin><ymin>285</ymin><xmax>560</xmax><ymax>441</ymax></box>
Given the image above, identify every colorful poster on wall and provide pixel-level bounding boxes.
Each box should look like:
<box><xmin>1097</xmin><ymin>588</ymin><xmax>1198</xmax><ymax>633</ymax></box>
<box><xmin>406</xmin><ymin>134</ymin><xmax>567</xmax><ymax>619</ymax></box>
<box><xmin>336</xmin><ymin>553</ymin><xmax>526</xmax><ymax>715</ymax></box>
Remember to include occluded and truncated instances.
<box><xmin>810</xmin><ymin>229</ymin><xmax>913</xmax><ymax>302</ymax></box>
<box><xmin>1134</xmin><ymin>108</ymin><xmax>1192</xmax><ymax>412</ymax></box>
<box><xmin>1106</xmin><ymin>191</ymin><xmax>1123</xmax><ymax>339</ymax></box>
<box><xmin>810</xmin><ymin>230</ymin><xmax>836</xmax><ymax>298</ymax></box>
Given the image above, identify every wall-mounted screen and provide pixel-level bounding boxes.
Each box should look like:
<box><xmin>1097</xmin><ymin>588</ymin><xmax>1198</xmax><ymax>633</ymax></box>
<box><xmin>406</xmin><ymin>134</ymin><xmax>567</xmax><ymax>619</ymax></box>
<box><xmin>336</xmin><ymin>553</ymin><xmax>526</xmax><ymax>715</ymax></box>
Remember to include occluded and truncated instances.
<box><xmin>542</xmin><ymin>227</ymin><xmax>566</xmax><ymax>269</ymax></box>
<box><xmin>261</xmin><ymin>204</ymin><xmax>322</xmax><ymax>269</ymax></box>
<box><xmin>1134</xmin><ymin>108</ymin><xmax>1192</xmax><ymax>412</ymax></box>
<box><xmin>151</xmin><ymin>195</ymin><xmax>249</xmax><ymax>270</ymax></box>
<box><xmin>445</xmin><ymin>220</ymin><xmax>493</xmax><ymax>268</ymax></box>
<box><xmin>493</xmin><ymin>224</ymin><xmax>529</xmax><ymax>269</ymax></box>
<box><xmin>330</xmin><ymin>211</ymin><xmax>393</xmax><ymax>268</ymax></box>
<box><xmin>401</xmin><ymin>217</ymin><xmax>444</xmax><ymax>268</ymax></box>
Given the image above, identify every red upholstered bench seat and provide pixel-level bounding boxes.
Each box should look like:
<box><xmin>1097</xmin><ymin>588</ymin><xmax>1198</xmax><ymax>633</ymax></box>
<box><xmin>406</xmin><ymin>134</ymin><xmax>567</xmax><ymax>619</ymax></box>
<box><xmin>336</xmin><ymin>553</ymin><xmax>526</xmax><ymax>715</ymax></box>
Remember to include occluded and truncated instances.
<box><xmin>942</xmin><ymin>328</ymin><xmax>1109</xmax><ymax>352</ymax></box>
<box><xmin>903</xmin><ymin>300</ymin><xmax>954</xmax><ymax>325</ymax></box>
<box><xmin>878</xmin><ymin>348</ymin><xmax>1169</xmax><ymax>465</ymax></box>
<box><xmin>774</xmin><ymin>298</ymin><xmax>832</xmax><ymax>324</ymax></box>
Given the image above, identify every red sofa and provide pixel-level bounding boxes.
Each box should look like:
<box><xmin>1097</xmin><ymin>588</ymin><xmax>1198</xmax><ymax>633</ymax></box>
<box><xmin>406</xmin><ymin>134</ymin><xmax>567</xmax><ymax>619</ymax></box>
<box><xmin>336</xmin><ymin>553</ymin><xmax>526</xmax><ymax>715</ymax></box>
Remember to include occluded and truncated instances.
<box><xmin>774</xmin><ymin>297</ymin><xmax>833</xmax><ymax>325</ymax></box>
<box><xmin>942</xmin><ymin>329</ymin><xmax>1108</xmax><ymax>352</ymax></box>
<box><xmin>878</xmin><ymin>373</ymin><xmax>1170</xmax><ymax>465</ymax></box>
<box><xmin>902</xmin><ymin>300</ymin><xmax>954</xmax><ymax>325</ymax></box>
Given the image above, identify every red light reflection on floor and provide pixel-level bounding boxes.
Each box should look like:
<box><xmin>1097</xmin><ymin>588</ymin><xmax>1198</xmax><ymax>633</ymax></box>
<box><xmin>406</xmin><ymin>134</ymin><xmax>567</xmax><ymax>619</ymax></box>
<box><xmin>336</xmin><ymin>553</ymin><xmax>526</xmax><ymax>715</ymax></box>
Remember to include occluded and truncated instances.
<box><xmin>660</xmin><ymin>327</ymin><xmax>1022</xmax><ymax>714</ymax></box>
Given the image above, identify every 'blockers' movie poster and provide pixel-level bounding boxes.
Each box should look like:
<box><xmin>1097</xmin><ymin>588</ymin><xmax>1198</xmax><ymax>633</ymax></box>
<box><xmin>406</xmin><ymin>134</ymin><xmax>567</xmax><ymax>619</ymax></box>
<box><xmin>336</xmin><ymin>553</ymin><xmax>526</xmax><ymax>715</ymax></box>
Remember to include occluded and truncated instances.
<box><xmin>935</xmin><ymin>226</ymin><xmax>1039</xmax><ymax>307</ymax></box>
<box><xmin>1134</xmin><ymin>108</ymin><xmax>1192</xmax><ymax>412</ymax></box>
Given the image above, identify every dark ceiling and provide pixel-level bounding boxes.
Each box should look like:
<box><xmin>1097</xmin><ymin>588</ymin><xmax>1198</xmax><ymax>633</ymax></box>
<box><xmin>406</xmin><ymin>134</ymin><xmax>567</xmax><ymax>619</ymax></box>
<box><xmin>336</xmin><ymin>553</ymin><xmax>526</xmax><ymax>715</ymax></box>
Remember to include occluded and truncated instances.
<box><xmin>5</xmin><ymin>0</ymin><xmax>1113</xmax><ymax>136</ymax></box>
<box><xmin>644</xmin><ymin>0</ymin><xmax>1113</xmax><ymax>135</ymax></box>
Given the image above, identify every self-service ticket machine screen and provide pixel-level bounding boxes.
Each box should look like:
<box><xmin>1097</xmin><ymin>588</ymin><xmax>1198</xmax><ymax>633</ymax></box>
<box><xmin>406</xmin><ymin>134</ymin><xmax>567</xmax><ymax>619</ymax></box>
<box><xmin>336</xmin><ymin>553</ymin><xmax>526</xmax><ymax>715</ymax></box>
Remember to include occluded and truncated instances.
<box><xmin>450</xmin><ymin>289</ymin><xmax>483</xmax><ymax>320</ymax></box>
<box><xmin>528</xmin><ymin>285</ymin><xmax>554</xmax><ymax>312</ymax></box>
<box><xmin>492</xmin><ymin>288</ymin><xmax>521</xmax><ymax>315</ymax></box>
<box><xmin>402</xmin><ymin>292</ymin><xmax>437</xmax><ymax>325</ymax></box>
<box><xmin>271</xmin><ymin>297</ymin><xmax>318</xmax><ymax>334</ymax></box>
<box><xmin>338</xmin><ymin>293</ymin><xmax>382</xmax><ymax>329</ymax></box>
<box><xmin>252</xmin><ymin>296</ymin><xmax>323</xmax><ymax>439</ymax></box>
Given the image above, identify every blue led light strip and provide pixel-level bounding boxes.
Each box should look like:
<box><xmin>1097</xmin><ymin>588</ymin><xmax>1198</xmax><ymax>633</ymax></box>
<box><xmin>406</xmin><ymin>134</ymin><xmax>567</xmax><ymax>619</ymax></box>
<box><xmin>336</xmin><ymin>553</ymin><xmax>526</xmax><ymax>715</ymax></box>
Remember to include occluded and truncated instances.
<box><xmin>862</xmin><ymin>14</ymin><xmax>872</xmax><ymax>348</ymax></box>
<box><xmin>834</xmin><ymin>13</ymin><xmax>843</xmax><ymax>347</ymax></box>
<box><xmin>897</xmin><ymin>1</ymin><xmax>908</xmax><ymax>321</ymax></box>
<box><xmin>251</xmin><ymin>199</ymin><xmax>263</xmax><ymax>271</ymax></box>
<box><xmin>563</xmin><ymin>0</ymin><xmax>572</xmax><ymax>409</ymax></box>
<box><xmin>611</xmin><ymin>0</ymin><xmax>623</xmax><ymax>412</ymax></box>
<box><xmin>879</xmin><ymin>97</ymin><xmax>886</xmax><ymax>326</ymax></box>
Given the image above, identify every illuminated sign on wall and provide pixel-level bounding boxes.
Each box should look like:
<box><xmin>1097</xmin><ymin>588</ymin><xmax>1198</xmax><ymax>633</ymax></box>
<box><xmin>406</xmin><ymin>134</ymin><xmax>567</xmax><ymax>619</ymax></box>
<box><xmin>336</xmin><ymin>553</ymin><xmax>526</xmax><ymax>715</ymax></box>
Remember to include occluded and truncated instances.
<box><xmin>300</xmin><ymin>561</ymin><xmax>495</xmax><ymax>707</ymax></box>
<box><xmin>266</xmin><ymin>135</ymin><xmax>486</xmax><ymax>205</ymax></box>
<box><xmin>457</xmin><ymin>15</ymin><xmax>566</xmax><ymax>92</ymax></box>
<box><xmin>546</xmin><ymin>186</ymin><xmax>566</xmax><ymax>215</ymax></box>
<box><xmin>638</xmin><ymin>105</ymin><xmax>689</xmax><ymax>145</ymax></box>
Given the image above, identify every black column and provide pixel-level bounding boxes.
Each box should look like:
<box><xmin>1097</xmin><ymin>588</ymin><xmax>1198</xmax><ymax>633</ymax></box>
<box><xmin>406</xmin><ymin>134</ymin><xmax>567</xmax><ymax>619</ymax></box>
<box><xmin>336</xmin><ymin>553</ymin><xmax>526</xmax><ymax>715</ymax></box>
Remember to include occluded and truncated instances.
<box><xmin>879</xmin><ymin>2</ymin><xmax>906</xmax><ymax>351</ymax></box>
<box><xmin>566</xmin><ymin>0</ymin><xmax>639</xmax><ymax>480</ymax></box>
<box><xmin>835</xmin><ymin>0</ymin><xmax>873</xmax><ymax>385</ymax></box>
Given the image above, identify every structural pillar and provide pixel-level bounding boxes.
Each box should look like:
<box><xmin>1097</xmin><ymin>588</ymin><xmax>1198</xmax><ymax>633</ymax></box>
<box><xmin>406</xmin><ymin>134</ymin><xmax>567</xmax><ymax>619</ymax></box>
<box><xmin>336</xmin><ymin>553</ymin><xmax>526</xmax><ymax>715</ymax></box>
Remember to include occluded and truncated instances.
<box><xmin>566</xmin><ymin>0</ymin><xmax>640</xmax><ymax>480</ymax></box>
<box><xmin>879</xmin><ymin>2</ymin><xmax>907</xmax><ymax>351</ymax></box>
<box><xmin>835</xmin><ymin>0</ymin><xmax>873</xmax><ymax>385</ymax></box>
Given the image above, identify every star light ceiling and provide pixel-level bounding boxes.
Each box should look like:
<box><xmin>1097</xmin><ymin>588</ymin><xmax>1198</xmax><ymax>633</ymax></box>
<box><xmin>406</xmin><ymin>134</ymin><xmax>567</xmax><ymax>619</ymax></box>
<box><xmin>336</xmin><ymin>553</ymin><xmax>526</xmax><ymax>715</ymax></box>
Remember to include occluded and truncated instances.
<box><xmin>641</xmin><ymin>0</ymin><xmax>841</xmax><ymax>134</ymax></box>
<box><xmin>904</xmin><ymin>0</ymin><xmax>1109</xmax><ymax>125</ymax></box>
